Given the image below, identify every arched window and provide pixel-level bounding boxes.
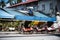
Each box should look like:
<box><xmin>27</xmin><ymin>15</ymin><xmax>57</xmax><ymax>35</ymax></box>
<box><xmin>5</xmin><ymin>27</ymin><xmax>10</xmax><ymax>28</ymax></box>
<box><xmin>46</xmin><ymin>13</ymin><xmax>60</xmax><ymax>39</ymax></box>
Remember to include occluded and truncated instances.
<box><xmin>50</xmin><ymin>3</ymin><xmax>53</xmax><ymax>9</ymax></box>
<box><xmin>42</xmin><ymin>4</ymin><xmax>45</xmax><ymax>11</ymax></box>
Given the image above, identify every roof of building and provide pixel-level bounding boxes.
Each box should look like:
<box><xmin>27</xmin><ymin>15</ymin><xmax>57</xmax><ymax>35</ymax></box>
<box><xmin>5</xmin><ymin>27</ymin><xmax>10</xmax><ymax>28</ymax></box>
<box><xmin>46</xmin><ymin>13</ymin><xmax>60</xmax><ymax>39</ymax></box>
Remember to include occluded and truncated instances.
<box><xmin>8</xmin><ymin>0</ymin><xmax>38</xmax><ymax>8</ymax></box>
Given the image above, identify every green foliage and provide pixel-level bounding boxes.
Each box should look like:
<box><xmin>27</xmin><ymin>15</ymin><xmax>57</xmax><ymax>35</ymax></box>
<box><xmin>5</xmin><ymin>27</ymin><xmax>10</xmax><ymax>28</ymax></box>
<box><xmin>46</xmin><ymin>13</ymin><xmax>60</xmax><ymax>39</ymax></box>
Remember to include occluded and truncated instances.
<box><xmin>1</xmin><ymin>21</ymin><xmax>21</xmax><ymax>28</ymax></box>
<box><xmin>8</xmin><ymin>0</ymin><xmax>22</xmax><ymax>5</ymax></box>
<box><xmin>0</xmin><ymin>1</ymin><xmax>5</xmax><ymax>8</ymax></box>
<box><xmin>17</xmin><ymin>0</ymin><xmax>22</xmax><ymax>3</ymax></box>
<box><xmin>9</xmin><ymin>0</ymin><xmax>12</xmax><ymax>5</ymax></box>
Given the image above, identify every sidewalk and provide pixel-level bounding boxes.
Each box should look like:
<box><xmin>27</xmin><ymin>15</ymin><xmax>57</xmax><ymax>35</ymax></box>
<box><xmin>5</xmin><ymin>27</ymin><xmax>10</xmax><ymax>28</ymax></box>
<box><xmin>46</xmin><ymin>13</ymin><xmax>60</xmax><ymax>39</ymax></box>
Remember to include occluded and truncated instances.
<box><xmin>0</xmin><ymin>34</ymin><xmax>60</xmax><ymax>38</ymax></box>
<box><xmin>0</xmin><ymin>31</ymin><xmax>19</xmax><ymax>34</ymax></box>
<box><xmin>0</xmin><ymin>32</ymin><xmax>60</xmax><ymax>37</ymax></box>
<box><xmin>0</xmin><ymin>34</ymin><xmax>54</xmax><ymax>37</ymax></box>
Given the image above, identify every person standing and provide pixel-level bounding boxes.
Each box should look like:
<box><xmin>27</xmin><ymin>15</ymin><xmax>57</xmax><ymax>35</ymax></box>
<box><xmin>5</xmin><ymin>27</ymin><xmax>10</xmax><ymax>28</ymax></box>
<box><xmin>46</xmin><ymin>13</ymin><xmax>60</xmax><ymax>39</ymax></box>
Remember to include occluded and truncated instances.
<box><xmin>28</xmin><ymin>9</ymin><xmax>34</xmax><ymax>16</ymax></box>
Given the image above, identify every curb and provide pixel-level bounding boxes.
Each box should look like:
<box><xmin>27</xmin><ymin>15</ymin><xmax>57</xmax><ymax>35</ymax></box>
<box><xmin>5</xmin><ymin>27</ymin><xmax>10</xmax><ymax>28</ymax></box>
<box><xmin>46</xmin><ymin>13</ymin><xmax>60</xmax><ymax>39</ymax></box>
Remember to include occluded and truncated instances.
<box><xmin>0</xmin><ymin>32</ymin><xmax>19</xmax><ymax>34</ymax></box>
<box><xmin>0</xmin><ymin>34</ymin><xmax>57</xmax><ymax>38</ymax></box>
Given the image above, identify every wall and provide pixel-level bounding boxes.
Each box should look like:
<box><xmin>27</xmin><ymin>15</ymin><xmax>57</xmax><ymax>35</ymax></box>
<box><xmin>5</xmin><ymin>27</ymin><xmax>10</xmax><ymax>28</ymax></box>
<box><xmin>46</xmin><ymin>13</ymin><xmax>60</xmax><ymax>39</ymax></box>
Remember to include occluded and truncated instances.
<box><xmin>57</xmin><ymin>0</ymin><xmax>60</xmax><ymax>12</ymax></box>
<box><xmin>38</xmin><ymin>0</ymin><xmax>57</xmax><ymax>17</ymax></box>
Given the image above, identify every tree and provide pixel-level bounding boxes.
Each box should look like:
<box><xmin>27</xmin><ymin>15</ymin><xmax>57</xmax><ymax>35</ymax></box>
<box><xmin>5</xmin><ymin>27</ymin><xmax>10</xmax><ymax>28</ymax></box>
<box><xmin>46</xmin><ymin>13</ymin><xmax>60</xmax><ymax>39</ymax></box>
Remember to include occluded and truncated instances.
<box><xmin>8</xmin><ymin>0</ymin><xmax>13</xmax><ymax>6</ymax></box>
<box><xmin>17</xmin><ymin>0</ymin><xmax>22</xmax><ymax>3</ymax></box>
<box><xmin>8</xmin><ymin>0</ymin><xmax>21</xmax><ymax>6</ymax></box>
<box><xmin>0</xmin><ymin>1</ymin><xmax>5</xmax><ymax>8</ymax></box>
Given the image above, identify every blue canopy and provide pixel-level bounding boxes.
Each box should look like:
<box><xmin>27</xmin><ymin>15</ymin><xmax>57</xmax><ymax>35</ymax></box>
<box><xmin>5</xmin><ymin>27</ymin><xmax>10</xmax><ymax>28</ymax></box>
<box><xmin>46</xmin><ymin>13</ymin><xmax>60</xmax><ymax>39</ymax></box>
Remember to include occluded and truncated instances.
<box><xmin>4</xmin><ymin>9</ymin><xmax>25</xmax><ymax>16</ymax></box>
<box><xmin>15</xmin><ymin>11</ymin><xmax>56</xmax><ymax>21</ymax></box>
<box><xmin>4</xmin><ymin>9</ymin><xmax>56</xmax><ymax>21</ymax></box>
<box><xmin>33</xmin><ymin>11</ymin><xmax>56</xmax><ymax>21</ymax></box>
<box><xmin>0</xmin><ymin>9</ymin><xmax>14</xmax><ymax>18</ymax></box>
<box><xmin>4</xmin><ymin>9</ymin><xmax>35</xmax><ymax>20</ymax></box>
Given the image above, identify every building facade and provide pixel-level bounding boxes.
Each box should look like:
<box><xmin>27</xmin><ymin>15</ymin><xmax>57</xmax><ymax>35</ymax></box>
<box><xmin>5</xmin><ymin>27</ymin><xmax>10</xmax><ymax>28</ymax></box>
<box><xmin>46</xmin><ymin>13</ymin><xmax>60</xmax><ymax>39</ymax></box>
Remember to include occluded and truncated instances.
<box><xmin>38</xmin><ymin>0</ymin><xmax>57</xmax><ymax>17</ymax></box>
<box><xmin>8</xmin><ymin>0</ymin><xmax>38</xmax><ymax>10</ymax></box>
<box><xmin>57</xmin><ymin>0</ymin><xmax>60</xmax><ymax>12</ymax></box>
<box><xmin>7</xmin><ymin>0</ymin><xmax>57</xmax><ymax>21</ymax></box>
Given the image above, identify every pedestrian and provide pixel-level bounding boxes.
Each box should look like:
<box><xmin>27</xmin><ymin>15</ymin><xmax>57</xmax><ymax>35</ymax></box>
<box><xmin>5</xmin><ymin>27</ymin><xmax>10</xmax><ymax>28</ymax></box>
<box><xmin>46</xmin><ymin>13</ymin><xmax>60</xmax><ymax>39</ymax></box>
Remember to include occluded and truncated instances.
<box><xmin>28</xmin><ymin>9</ymin><xmax>34</xmax><ymax>16</ymax></box>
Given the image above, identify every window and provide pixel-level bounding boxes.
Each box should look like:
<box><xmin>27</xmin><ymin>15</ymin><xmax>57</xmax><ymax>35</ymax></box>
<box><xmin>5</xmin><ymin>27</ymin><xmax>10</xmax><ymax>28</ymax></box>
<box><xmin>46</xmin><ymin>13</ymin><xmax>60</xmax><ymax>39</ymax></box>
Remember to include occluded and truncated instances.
<box><xmin>42</xmin><ymin>4</ymin><xmax>45</xmax><ymax>11</ymax></box>
<box><xmin>50</xmin><ymin>3</ymin><xmax>53</xmax><ymax>14</ymax></box>
<box><xmin>50</xmin><ymin>3</ymin><xmax>53</xmax><ymax>9</ymax></box>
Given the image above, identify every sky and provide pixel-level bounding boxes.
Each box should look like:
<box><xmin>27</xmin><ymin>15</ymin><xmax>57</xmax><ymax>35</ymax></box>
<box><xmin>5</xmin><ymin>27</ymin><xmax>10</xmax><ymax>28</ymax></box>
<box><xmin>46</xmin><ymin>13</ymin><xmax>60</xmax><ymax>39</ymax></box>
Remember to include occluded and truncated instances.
<box><xmin>0</xmin><ymin>0</ymin><xmax>8</xmax><ymax>2</ymax></box>
<box><xmin>0</xmin><ymin>0</ymin><xmax>27</xmax><ymax>2</ymax></box>
<box><xmin>4</xmin><ymin>0</ymin><xmax>9</xmax><ymax>2</ymax></box>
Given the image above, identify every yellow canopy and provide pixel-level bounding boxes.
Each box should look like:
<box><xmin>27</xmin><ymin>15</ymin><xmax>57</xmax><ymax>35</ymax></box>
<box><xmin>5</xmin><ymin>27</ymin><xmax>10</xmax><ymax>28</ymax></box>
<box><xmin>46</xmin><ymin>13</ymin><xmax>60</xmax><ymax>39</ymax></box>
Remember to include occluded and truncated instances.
<box><xmin>31</xmin><ymin>21</ymin><xmax>45</xmax><ymax>25</ymax></box>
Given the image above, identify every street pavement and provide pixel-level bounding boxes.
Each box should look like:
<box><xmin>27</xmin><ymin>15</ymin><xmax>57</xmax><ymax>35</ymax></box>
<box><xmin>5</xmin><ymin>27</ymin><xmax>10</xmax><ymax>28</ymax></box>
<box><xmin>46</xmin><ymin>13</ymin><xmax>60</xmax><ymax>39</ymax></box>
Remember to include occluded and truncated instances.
<box><xmin>0</xmin><ymin>31</ymin><xmax>19</xmax><ymax>34</ymax></box>
<box><xmin>0</xmin><ymin>32</ymin><xmax>60</xmax><ymax>40</ymax></box>
<box><xmin>0</xmin><ymin>33</ymin><xmax>60</xmax><ymax>40</ymax></box>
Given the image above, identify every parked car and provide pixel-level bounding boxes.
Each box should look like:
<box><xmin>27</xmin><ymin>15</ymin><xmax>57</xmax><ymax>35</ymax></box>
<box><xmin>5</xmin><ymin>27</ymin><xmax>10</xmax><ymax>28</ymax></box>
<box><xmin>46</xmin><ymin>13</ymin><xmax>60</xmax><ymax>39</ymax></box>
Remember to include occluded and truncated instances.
<box><xmin>22</xmin><ymin>27</ymin><xmax>33</xmax><ymax>34</ymax></box>
<box><xmin>8</xmin><ymin>27</ymin><xmax>15</xmax><ymax>31</ymax></box>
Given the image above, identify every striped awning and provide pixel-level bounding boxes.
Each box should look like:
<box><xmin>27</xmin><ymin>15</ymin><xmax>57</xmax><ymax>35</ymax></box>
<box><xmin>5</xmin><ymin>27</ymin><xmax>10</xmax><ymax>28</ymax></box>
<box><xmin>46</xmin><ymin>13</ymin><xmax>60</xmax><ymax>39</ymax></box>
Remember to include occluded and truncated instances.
<box><xmin>3</xmin><ymin>9</ymin><xmax>56</xmax><ymax>21</ymax></box>
<box><xmin>33</xmin><ymin>11</ymin><xmax>56</xmax><ymax>21</ymax></box>
<box><xmin>0</xmin><ymin>9</ymin><xmax>14</xmax><ymax>18</ymax></box>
